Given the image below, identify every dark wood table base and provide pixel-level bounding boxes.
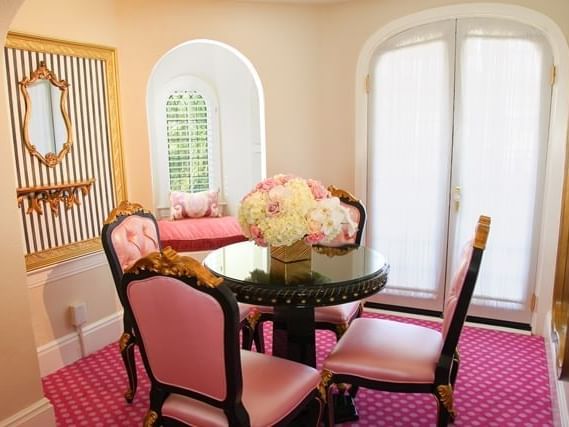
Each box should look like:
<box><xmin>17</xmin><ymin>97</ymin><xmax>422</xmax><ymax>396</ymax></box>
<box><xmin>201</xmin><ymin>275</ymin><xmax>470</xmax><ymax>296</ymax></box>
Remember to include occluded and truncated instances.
<box><xmin>271</xmin><ymin>306</ymin><xmax>360</xmax><ymax>424</ymax></box>
<box><xmin>272</xmin><ymin>306</ymin><xmax>316</xmax><ymax>367</ymax></box>
<box><xmin>331</xmin><ymin>393</ymin><xmax>359</xmax><ymax>424</ymax></box>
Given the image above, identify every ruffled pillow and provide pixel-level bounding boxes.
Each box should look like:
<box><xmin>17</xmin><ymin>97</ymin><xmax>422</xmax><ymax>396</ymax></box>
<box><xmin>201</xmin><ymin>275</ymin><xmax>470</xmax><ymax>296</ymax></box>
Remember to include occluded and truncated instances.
<box><xmin>170</xmin><ymin>190</ymin><xmax>222</xmax><ymax>219</ymax></box>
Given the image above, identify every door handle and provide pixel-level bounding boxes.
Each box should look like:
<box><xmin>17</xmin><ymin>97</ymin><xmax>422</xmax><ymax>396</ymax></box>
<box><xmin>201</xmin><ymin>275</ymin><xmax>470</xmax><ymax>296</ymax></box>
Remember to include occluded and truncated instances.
<box><xmin>453</xmin><ymin>186</ymin><xmax>461</xmax><ymax>211</ymax></box>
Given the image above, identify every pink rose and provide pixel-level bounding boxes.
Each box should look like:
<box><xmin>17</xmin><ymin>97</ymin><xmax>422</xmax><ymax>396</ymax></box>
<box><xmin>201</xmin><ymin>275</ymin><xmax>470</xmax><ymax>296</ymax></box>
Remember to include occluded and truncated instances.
<box><xmin>277</xmin><ymin>174</ymin><xmax>294</xmax><ymax>184</ymax></box>
<box><xmin>304</xmin><ymin>231</ymin><xmax>325</xmax><ymax>245</ymax></box>
<box><xmin>307</xmin><ymin>179</ymin><xmax>329</xmax><ymax>200</ymax></box>
<box><xmin>266</xmin><ymin>200</ymin><xmax>281</xmax><ymax>216</ymax></box>
<box><xmin>256</xmin><ymin>177</ymin><xmax>278</xmax><ymax>192</ymax></box>
<box><xmin>254</xmin><ymin>237</ymin><xmax>268</xmax><ymax>247</ymax></box>
<box><xmin>250</xmin><ymin>224</ymin><xmax>262</xmax><ymax>239</ymax></box>
<box><xmin>249</xmin><ymin>225</ymin><xmax>268</xmax><ymax>246</ymax></box>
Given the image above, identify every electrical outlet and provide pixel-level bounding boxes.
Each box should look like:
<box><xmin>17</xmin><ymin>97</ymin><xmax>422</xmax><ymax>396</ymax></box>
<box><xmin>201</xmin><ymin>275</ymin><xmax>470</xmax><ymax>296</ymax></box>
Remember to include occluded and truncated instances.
<box><xmin>69</xmin><ymin>303</ymin><xmax>87</xmax><ymax>326</ymax></box>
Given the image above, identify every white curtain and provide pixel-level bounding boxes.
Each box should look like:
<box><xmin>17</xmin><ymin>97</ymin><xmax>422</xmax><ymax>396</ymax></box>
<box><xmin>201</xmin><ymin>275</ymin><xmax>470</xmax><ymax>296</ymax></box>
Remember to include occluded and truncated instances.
<box><xmin>367</xmin><ymin>18</ymin><xmax>552</xmax><ymax>321</ymax></box>
<box><xmin>367</xmin><ymin>20</ymin><xmax>455</xmax><ymax>309</ymax></box>
<box><xmin>451</xmin><ymin>19</ymin><xmax>551</xmax><ymax>315</ymax></box>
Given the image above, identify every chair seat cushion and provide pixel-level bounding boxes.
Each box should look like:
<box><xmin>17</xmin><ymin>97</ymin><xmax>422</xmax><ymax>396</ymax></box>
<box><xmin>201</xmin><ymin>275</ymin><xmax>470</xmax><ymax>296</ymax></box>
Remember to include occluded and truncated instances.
<box><xmin>324</xmin><ymin>318</ymin><xmax>443</xmax><ymax>384</ymax></box>
<box><xmin>238</xmin><ymin>303</ymin><xmax>252</xmax><ymax>322</ymax></box>
<box><xmin>314</xmin><ymin>301</ymin><xmax>361</xmax><ymax>324</ymax></box>
<box><xmin>161</xmin><ymin>350</ymin><xmax>320</xmax><ymax>427</ymax></box>
<box><xmin>239</xmin><ymin>303</ymin><xmax>274</xmax><ymax>315</ymax></box>
<box><xmin>158</xmin><ymin>216</ymin><xmax>247</xmax><ymax>252</ymax></box>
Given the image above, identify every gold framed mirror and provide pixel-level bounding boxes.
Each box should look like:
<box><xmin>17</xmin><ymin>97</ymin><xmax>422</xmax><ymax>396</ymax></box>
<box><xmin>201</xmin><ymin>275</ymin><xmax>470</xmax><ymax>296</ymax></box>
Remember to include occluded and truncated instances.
<box><xmin>19</xmin><ymin>60</ymin><xmax>72</xmax><ymax>167</ymax></box>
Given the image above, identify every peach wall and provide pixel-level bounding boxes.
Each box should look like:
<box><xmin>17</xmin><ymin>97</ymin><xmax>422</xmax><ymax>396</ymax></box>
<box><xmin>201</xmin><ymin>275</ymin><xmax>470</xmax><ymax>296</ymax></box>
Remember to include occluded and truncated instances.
<box><xmin>0</xmin><ymin>0</ymin><xmax>50</xmax><ymax>423</ymax></box>
<box><xmin>115</xmin><ymin>0</ymin><xmax>326</xmax><ymax>208</ymax></box>
<box><xmin>9</xmin><ymin>0</ymin><xmax>119</xmax><ymax>45</ymax></box>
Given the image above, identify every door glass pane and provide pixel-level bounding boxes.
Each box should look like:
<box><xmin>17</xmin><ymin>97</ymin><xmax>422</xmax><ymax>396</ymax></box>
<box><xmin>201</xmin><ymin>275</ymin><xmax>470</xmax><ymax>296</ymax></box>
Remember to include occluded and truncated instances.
<box><xmin>451</xmin><ymin>19</ymin><xmax>552</xmax><ymax>317</ymax></box>
<box><xmin>367</xmin><ymin>21</ymin><xmax>455</xmax><ymax>308</ymax></box>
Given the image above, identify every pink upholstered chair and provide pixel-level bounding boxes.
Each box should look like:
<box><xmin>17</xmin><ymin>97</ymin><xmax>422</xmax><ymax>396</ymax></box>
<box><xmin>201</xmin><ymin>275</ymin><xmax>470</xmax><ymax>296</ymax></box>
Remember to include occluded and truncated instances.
<box><xmin>322</xmin><ymin>215</ymin><xmax>490</xmax><ymax>427</ymax></box>
<box><xmin>312</xmin><ymin>186</ymin><xmax>367</xmax><ymax>338</ymax></box>
<box><xmin>121</xmin><ymin>249</ymin><xmax>324</xmax><ymax>426</ymax></box>
<box><xmin>101</xmin><ymin>201</ymin><xmax>161</xmax><ymax>403</ymax></box>
<box><xmin>101</xmin><ymin>201</ymin><xmax>260</xmax><ymax>403</ymax></box>
<box><xmin>250</xmin><ymin>186</ymin><xmax>367</xmax><ymax>353</ymax></box>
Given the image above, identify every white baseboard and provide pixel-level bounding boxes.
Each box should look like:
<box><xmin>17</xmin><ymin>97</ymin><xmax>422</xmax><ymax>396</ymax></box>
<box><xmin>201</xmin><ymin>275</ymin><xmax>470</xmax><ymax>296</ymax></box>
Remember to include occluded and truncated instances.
<box><xmin>550</xmin><ymin>342</ymin><xmax>568</xmax><ymax>427</ymax></box>
<box><xmin>37</xmin><ymin>311</ymin><xmax>123</xmax><ymax>377</ymax></box>
<box><xmin>0</xmin><ymin>398</ymin><xmax>55</xmax><ymax>427</ymax></box>
<box><xmin>559</xmin><ymin>379</ymin><xmax>569</xmax><ymax>427</ymax></box>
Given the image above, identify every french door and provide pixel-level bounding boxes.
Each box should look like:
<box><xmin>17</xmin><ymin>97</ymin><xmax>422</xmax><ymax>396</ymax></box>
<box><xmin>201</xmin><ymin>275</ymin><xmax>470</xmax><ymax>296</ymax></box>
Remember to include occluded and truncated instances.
<box><xmin>366</xmin><ymin>18</ymin><xmax>553</xmax><ymax>325</ymax></box>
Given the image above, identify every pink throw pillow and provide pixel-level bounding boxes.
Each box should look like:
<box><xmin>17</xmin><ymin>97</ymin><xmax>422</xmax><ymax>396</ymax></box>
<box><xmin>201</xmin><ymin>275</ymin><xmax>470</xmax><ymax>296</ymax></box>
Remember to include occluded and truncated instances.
<box><xmin>169</xmin><ymin>190</ymin><xmax>221</xmax><ymax>219</ymax></box>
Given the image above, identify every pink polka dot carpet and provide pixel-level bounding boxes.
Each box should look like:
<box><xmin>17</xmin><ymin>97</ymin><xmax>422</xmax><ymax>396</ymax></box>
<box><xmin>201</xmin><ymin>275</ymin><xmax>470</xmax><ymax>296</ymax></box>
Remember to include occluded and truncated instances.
<box><xmin>42</xmin><ymin>312</ymin><xmax>554</xmax><ymax>426</ymax></box>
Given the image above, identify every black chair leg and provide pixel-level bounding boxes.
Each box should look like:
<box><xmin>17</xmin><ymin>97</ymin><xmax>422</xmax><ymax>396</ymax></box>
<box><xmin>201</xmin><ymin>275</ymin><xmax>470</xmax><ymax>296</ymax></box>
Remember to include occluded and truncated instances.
<box><xmin>290</xmin><ymin>396</ymin><xmax>323</xmax><ymax>426</ymax></box>
<box><xmin>119</xmin><ymin>332</ymin><xmax>137</xmax><ymax>403</ymax></box>
<box><xmin>348</xmin><ymin>384</ymin><xmax>359</xmax><ymax>399</ymax></box>
<box><xmin>242</xmin><ymin>324</ymin><xmax>254</xmax><ymax>350</ymax></box>
<box><xmin>448</xmin><ymin>357</ymin><xmax>460</xmax><ymax>423</ymax></box>
<box><xmin>145</xmin><ymin>385</ymin><xmax>167</xmax><ymax>426</ymax></box>
<box><xmin>436</xmin><ymin>402</ymin><xmax>451</xmax><ymax>427</ymax></box>
<box><xmin>253</xmin><ymin>322</ymin><xmax>265</xmax><ymax>353</ymax></box>
<box><xmin>435</xmin><ymin>385</ymin><xmax>454</xmax><ymax>427</ymax></box>
<box><xmin>450</xmin><ymin>359</ymin><xmax>460</xmax><ymax>388</ymax></box>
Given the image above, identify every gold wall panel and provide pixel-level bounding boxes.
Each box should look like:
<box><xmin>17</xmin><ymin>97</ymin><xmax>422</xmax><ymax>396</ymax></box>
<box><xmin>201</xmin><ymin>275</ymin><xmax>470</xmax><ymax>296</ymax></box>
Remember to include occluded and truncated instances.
<box><xmin>4</xmin><ymin>32</ymin><xmax>126</xmax><ymax>270</ymax></box>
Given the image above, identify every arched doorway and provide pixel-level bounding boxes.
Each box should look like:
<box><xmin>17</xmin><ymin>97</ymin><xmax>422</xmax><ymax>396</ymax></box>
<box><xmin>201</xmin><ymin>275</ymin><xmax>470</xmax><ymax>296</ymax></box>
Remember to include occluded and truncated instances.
<box><xmin>355</xmin><ymin>4</ymin><xmax>569</xmax><ymax>334</ymax></box>
<box><xmin>146</xmin><ymin>39</ymin><xmax>266</xmax><ymax>217</ymax></box>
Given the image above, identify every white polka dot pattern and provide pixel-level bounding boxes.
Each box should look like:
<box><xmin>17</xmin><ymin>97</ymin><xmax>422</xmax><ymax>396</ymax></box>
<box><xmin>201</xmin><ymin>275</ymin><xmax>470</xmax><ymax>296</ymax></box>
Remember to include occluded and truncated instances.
<box><xmin>42</xmin><ymin>312</ymin><xmax>554</xmax><ymax>426</ymax></box>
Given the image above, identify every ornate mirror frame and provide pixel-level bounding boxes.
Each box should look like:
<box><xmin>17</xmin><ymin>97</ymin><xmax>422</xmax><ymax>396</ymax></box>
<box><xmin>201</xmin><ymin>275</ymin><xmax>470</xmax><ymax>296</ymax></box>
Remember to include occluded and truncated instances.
<box><xmin>6</xmin><ymin>32</ymin><xmax>127</xmax><ymax>270</ymax></box>
<box><xmin>19</xmin><ymin>60</ymin><xmax>73</xmax><ymax>167</ymax></box>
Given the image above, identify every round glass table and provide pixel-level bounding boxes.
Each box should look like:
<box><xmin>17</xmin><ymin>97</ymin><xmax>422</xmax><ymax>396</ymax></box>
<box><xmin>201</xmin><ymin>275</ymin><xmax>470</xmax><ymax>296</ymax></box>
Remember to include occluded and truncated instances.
<box><xmin>204</xmin><ymin>241</ymin><xmax>390</xmax><ymax>366</ymax></box>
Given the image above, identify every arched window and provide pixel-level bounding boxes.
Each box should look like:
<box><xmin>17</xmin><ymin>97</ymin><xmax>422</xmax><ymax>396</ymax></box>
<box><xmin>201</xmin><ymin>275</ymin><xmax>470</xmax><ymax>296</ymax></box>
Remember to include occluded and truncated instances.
<box><xmin>150</xmin><ymin>75</ymin><xmax>221</xmax><ymax>217</ymax></box>
<box><xmin>165</xmin><ymin>89</ymin><xmax>213</xmax><ymax>193</ymax></box>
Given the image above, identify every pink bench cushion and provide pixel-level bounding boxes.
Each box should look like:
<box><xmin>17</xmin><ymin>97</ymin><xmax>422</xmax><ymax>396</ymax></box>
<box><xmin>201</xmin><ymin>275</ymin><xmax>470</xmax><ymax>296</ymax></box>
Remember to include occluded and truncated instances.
<box><xmin>158</xmin><ymin>216</ymin><xmax>247</xmax><ymax>252</ymax></box>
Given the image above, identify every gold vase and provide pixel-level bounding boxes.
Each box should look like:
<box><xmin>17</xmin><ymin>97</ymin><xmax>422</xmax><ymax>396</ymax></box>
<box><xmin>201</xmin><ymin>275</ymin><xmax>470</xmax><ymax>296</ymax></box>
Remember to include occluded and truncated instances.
<box><xmin>270</xmin><ymin>239</ymin><xmax>312</xmax><ymax>263</ymax></box>
<box><xmin>270</xmin><ymin>258</ymin><xmax>312</xmax><ymax>284</ymax></box>
<box><xmin>269</xmin><ymin>240</ymin><xmax>312</xmax><ymax>284</ymax></box>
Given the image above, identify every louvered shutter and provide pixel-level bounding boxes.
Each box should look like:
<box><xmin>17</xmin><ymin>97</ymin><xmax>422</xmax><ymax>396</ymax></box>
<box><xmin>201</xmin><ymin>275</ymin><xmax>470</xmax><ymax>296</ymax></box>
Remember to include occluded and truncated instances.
<box><xmin>166</xmin><ymin>90</ymin><xmax>212</xmax><ymax>192</ymax></box>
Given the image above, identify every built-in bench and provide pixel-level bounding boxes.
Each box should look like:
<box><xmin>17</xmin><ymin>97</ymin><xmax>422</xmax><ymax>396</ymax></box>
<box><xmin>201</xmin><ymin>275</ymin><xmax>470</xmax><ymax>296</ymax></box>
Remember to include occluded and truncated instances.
<box><xmin>157</xmin><ymin>216</ymin><xmax>247</xmax><ymax>260</ymax></box>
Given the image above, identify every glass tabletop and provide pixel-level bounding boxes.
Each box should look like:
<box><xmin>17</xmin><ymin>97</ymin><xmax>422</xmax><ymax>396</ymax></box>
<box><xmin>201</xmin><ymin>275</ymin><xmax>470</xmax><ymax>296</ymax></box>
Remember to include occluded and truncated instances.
<box><xmin>204</xmin><ymin>241</ymin><xmax>389</xmax><ymax>307</ymax></box>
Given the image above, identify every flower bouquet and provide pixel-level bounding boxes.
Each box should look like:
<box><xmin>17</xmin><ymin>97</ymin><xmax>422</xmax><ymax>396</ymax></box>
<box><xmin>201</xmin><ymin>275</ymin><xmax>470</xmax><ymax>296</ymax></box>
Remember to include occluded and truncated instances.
<box><xmin>238</xmin><ymin>174</ymin><xmax>357</xmax><ymax>262</ymax></box>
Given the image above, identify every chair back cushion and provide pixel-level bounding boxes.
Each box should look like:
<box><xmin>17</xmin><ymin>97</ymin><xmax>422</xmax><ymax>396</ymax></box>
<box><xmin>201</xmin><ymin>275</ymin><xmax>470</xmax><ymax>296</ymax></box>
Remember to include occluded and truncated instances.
<box><xmin>110</xmin><ymin>215</ymin><xmax>160</xmax><ymax>272</ymax></box>
<box><xmin>439</xmin><ymin>215</ymin><xmax>490</xmax><ymax>358</ymax></box>
<box><xmin>126</xmin><ymin>275</ymin><xmax>229</xmax><ymax>401</ymax></box>
<box><xmin>441</xmin><ymin>243</ymin><xmax>474</xmax><ymax>339</ymax></box>
<box><xmin>323</xmin><ymin>186</ymin><xmax>367</xmax><ymax>247</ymax></box>
<box><xmin>102</xmin><ymin>208</ymin><xmax>161</xmax><ymax>288</ymax></box>
<box><xmin>324</xmin><ymin>203</ymin><xmax>363</xmax><ymax>246</ymax></box>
